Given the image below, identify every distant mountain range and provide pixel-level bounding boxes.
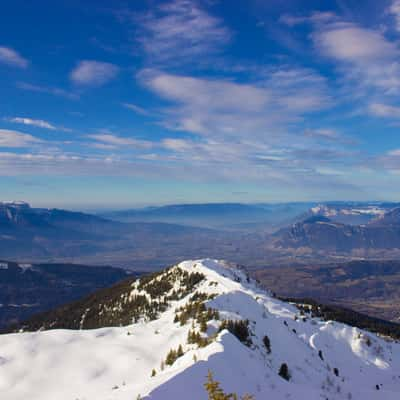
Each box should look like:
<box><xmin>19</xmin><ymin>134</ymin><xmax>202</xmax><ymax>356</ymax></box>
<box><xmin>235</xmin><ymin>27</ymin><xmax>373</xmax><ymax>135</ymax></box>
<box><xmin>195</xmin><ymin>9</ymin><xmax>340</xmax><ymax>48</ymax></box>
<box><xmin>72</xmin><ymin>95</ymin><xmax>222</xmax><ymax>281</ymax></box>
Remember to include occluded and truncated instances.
<box><xmin>298</xmin><ymin>202</ymin><xmax>399</xmax><ymax>225</ymax></box>
<box><xmin>0</xmin><ymin>260</ymin><xmax>130</xmax><ymax>329</ymax></box>
<box><xmin>0</xmin><ymin>201</ymin><xmax>117</xmax><ymax>258</ymax></box>
<box><xmin>0</xmin><ymin>202</ymin><xmax>221</xmax><ymax>265</ymax></box>
<box><xmin>274</xmin><ymin>204</ymin><xmax>400</xmax><ymax>255</ymax></box>
<box><xmin>5</xmin><ymin>200</ymin><xmax>400</xmax><ymax>267</ymax></box>
<box><xmin>99</xmin><ymin>202</ymin><xmax>314</xmax><ymax>230</ymax></box>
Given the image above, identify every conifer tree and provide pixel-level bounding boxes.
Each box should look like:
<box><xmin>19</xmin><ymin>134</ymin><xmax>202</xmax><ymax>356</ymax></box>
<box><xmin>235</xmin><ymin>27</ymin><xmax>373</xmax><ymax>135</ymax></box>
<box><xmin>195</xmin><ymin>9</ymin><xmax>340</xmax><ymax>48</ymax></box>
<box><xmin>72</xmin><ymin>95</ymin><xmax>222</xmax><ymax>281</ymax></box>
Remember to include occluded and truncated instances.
<box><xmin>278</xmin><ymin>363</ymin><xmax>290</xmax><ymax>381</ymax></box>
<box><xmin>204</xmin><ymin>371</ymin><xmax>253</xmax><ymax>400</ymax></box>
<box><xmin>200</xmin><ymin>318</ymin><xmax>208</xmax><ymax>333</ymax></box>
<box><xmin>165</xmin><ymin>348</ymin><xmax>177</xmax><ymax>365</ymax></box>
<box><xmin>263</xmin><ymin>335</ymin><xmax>271</xmax><ymax>353</ymax></box>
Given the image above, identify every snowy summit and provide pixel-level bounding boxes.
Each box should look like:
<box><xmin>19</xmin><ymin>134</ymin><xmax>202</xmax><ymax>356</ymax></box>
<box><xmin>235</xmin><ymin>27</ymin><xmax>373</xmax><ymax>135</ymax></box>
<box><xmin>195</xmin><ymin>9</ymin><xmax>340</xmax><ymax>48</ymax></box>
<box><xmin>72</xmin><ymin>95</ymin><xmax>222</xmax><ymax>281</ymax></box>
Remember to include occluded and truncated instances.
<box><xmin>1</xmin><ymin>259</ymin><xmax>400</xmax><ymax>399</ymax></box>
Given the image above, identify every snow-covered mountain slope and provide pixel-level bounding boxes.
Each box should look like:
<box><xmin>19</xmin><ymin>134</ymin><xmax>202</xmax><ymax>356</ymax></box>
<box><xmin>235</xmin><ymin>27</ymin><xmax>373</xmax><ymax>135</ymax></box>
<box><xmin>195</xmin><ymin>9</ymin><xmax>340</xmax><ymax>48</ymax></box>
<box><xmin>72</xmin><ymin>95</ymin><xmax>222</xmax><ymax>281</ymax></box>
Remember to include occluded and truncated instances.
<box><xmin>1</xmin><ymin>259</ymin><xmax>400</xmax><ymax>400</ymax></box>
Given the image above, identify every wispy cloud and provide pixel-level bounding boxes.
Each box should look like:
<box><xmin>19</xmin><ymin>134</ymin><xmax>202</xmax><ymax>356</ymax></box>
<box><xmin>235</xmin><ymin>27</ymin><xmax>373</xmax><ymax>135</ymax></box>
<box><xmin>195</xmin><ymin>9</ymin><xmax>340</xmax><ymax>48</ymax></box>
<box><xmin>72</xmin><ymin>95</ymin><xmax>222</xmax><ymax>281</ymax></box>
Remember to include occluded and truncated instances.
<box><xmin>0</xmin><ymin>151</ymin><xmax>184</xmax><ymax>179</ymax></box>
<box><xmin>280</xmin><ymin>11</ymin><xmax>337</xmax><ymax>27</ymax></box>
<box><xmin>309</xmin><ymin>17</ymin><xmax>400</xmax><ymax>96</ymax></box>
<box><xmin>70</xmin><ymin>60</ymin><xmax>119</xmax><ymax>87</ymax></box>
<box><xmin>133</xmin><ymin>0</ymin><xmax>230</xmax><ymax>64</ymax></box>
<box><xmin>139</xmin><ymin>67</ymin><xmax>331</xmax><ymax>139</ymax></box>
<box><xmin>6</xmin><ymin>117</ymin><xmax>57</xmax><ymax>130</ymax></box>
<box><xmin>5</xmin><ymin>116</ymin><xmax>73</xmax><ymax>133</ymax></box>
<box><xmin>368</xmin><ymin>102</ymin><xmax>400</xmax><ymax>118</ymax></box>
<box><xmin>304</xmin><ymin>128</ymin><xmax>340</xmax><ymax>140</ymax></box>
<box><xmin>376</xmin><ymin>148</ymin><xmax>400</xmax><ymax>174</ymax></box>
<box><xmin>0</xmin><ymin>129</ymin><xmax>42</xmax><ymax>147</ymax></box>
<box><xmin>0</xmin><ymin>46</ymin><xmax>28</xmax><ymax>68</ymax></box>
<box><xmin>88</xmin><ymin>133</ymin><xmax>154</xmax><ymax>149</ymax></box>
<box><xmin>133</xmin><ymin>64</ymin><xmax>364</xmax><ymax>188</ymax></box>
<box><xmin>388</xmin><ymin>0</ymin><xmax>400</xmax><ymax>31</ymax></box>
<box><xmin>17</xmin><ymin>82</ymin><xmax>79</xmax><ymax>100</ymax></box>
<box><xmin>122</xmin><ymin>103</ymin><xmax>151</xmax><ymax>116</ymax></box>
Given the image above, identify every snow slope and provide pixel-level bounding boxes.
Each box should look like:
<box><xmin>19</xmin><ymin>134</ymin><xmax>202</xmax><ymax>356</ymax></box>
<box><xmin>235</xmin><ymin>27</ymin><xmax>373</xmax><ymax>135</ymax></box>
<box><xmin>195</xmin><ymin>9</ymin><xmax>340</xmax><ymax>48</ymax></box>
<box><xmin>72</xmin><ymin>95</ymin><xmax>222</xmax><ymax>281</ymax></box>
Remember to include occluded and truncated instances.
<box><xmin>1</xmin><ymin>259</ymin><xmax>400</xmax><ymax>399</ymax></box>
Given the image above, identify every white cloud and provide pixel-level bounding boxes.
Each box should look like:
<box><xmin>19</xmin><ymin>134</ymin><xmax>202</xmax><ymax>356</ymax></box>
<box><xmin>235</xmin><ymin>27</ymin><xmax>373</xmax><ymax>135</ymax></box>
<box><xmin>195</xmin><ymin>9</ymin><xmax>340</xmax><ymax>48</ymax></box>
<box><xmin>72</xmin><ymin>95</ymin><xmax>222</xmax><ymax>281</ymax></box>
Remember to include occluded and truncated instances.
<box><xmin>280</xmin><ymin>11</ymin><xmax>337</xmax><ymax>27</ymax></box>
<box><xmin>376</xmin><ymin>147</ymin><xmax>400</xmax><ymax>174</ymax></box>
<box><xmin>0</xmin><ymin>46</ymin><xmax>28</xmax><ymax>68</ymax></box>
<box><xmin>369</xmin><ymin>102</ymin><xmax>400</xmax><ymax>118</ymax></box>
<box><xmin>0</xmin><ymin>152</ymin><xmax>109</xmax><ymax>175</ymax></box>
<box><xmin>122</xmin><ymin>103</ymin><xmax>151</xmax><ymax>116</ymax></box>
<box><xmin>310</xmin><ymin>17</ymin><xmax>400</xmax><ymax>96</ymax></box>
<box><xmin>134</xmin><ymin>0</ymin><xmax>230</xmax><ymax>63</ymax></box>
<box><xmin>304</xmin><ymin>128</ymin><xmax>339</xmax><ymax>139</ymax></box>
<box><xmin>145</xmin><ymin>71</ymin><xmax>269</xmax><ymax>113</ymax></box>
<box><xmin>88</xmin><ymin>133</ymin><xmax>154</xmax><ymax>149</ymax></box>
<box><xmin>162</xmin><ymin>138</ymin><xmax>193</xmax><ymax>152</ymax></box>
<box><xmin>70</xmin><ymin>61</ymin><xmax>119</xmax><ymax>87</ymax></box>
<box><xmin>89</xmin><ymin>142</ymin><xmax>119</xmax><ymax>150</ymax></box>
<box><xmin>388</xmin><ymin>0</ymin><xmax>400</xmax><ymax>31</ymax></box>
<box><xmin>313</xmin><ymin>22</ymin><xmax>398</xmax><ymax>62</ymax></box>
<box><xmin>0</xmin><ymin>129</ymin><xmax>42</xmax><ymax>147</ymax></box>
<box><xmin>388</xmin><ymin>149</ymin><xmax>400</xmax><ymax>156</ymax></box>
<box><xmin>139</xmin><ymin>68</ymin><xmax>330</xmax><ymax>138</ymax></box>
<box><xmin>0</xmin><ymin>150</ymin><xmax>183</xmax><ymax>179</ymax></box>
<box><xmin>7</xmin><ymin>117</ymin><xmax>56</xmax><ymax>130</ymax></box>
<box><xmin>0</xmin><ymin>136</ymin><xmax>359</xmax><ymax>192</ymax></box>
<box><xmin>17</xmin><ymin>82</ymin><xmax>79</xmax><ymax>100</ymax></box>
<box><xmin>161</xmin><ymin>137</ymin><xmax>271</xmax><ymax>165</ymax></box>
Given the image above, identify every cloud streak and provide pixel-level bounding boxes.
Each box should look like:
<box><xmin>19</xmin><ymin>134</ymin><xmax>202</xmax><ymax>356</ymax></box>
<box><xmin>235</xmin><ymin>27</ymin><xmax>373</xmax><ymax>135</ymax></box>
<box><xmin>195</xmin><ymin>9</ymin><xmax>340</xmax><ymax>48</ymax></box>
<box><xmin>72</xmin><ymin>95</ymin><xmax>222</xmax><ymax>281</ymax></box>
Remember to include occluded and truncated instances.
<box><xmin>7</xmin><ymin>117</ymin><xmax>57</xmax><ymax>130</ymax></box>
<box><xmin>88</xmin><ymin>133</ymin><xmax>154</xmax><ymax>149</ymax></box>
<box><xmin>388</xmin><ymin>0</ymin><xmax>400</xmax><ymax>31</ymax></box>
<box><xmin>17</xmin><ymin>82</ymin><xmax>79</xmax><ymax>100</ymax></box>
<box><xmin>368</xmin><ymin>103</ymin><xmax>400</xmax><ymax>118</ymax></box>
<box><xmin>0</xmin><ymin>46</ymin><xmax>28</xmax><ymax>68</ymax></box>
<box><xmin>0</xmin><ymin>129</ymin><xmax>42</xmax><ymax>148</ymax></box>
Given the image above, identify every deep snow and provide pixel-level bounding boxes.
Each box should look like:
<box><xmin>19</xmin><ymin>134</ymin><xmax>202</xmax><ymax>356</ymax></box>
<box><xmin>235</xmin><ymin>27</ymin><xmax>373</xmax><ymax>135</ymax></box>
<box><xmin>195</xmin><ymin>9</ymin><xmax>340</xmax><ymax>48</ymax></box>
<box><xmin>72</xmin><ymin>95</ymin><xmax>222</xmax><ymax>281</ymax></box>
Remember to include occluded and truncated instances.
<box><xmin>1</xmin><ymin>259</ymin><xmax>399</xmax><ymax>399</ymax></box>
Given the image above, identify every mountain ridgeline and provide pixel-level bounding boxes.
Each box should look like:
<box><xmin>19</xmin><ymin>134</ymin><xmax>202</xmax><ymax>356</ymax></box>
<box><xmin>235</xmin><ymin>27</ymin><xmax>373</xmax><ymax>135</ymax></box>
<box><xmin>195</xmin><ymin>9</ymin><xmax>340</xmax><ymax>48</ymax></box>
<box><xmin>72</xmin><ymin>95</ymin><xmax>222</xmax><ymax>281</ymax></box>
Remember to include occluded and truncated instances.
<box><xmin>98</xmin><ymin>202</ymin><xmax>314</xmax><ymax>230</ymax></box>
<box><xmin>8</xmin><ymin>264</ymin><xmax>208</xmax><ymax>332</ymax></box>
<box><xmin>2</xmin><ymin>259</ymin><xmax>400</xmax><ymax>400</ymax></box>
<box><xmin>5</xmin><ymin>201</ymin><xmax>400</xmax><ymax>268</ymax></box>
<box><xmin>0</xmin><ymin>201</ymin><xmax>225</xmax><ymax>267</ymax></box>
<box><xmin>10</xmin><ymin>260</ymin><xmax>400</xmax><ymax>339</ymax></box>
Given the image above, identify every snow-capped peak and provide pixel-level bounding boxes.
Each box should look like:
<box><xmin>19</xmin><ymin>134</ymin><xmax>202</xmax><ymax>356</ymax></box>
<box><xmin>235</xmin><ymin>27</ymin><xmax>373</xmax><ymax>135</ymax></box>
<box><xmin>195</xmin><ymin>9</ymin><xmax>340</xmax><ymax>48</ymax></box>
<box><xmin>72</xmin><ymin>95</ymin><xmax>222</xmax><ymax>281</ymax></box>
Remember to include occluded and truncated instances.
<box><xmin>1</xmin><ymin>259</ymin><xmax>400</xmax><ymax>400</ymax></box>
<box><xmin>310</xmin><ymin>204</ymin><xmax>338</xmax><ymax>216</ymax></box>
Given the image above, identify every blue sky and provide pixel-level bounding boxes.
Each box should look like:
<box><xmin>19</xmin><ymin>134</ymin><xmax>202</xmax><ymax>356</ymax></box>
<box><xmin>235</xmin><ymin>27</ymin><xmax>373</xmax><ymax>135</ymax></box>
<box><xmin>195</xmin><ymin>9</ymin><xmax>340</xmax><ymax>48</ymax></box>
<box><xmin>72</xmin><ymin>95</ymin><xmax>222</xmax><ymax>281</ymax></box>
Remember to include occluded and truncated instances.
<box><xmin>2</xmin><ymin>0</ymin><xmax>400</xmax><ymax>208</ymax></box>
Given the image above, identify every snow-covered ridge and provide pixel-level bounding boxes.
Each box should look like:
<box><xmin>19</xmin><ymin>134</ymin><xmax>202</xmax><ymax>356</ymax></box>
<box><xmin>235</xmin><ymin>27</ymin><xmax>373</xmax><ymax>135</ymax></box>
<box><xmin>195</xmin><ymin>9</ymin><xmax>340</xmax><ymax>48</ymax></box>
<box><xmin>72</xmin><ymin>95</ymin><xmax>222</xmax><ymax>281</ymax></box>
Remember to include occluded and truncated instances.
<box><xmin>1</xmin><ymin>259</ymin><xmax>400</xmax><ymax>400</ymax></box>
<box><xmin>310</xmin><ymin>204</ymin><xmax>386</xmax><ymax>217</ymax></box>
<box><xmin>0</xmin><ymin>200</ymin><xmax>30</xmax><ymax>207</ymax></box>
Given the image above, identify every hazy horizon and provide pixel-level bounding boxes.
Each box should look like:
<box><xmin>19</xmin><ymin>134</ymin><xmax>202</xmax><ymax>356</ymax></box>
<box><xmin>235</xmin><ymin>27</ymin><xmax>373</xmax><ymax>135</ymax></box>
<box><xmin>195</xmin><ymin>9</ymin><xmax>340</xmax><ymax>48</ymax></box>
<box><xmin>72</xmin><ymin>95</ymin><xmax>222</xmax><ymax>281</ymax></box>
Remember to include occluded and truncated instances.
<box><xmin>2</xmin><ymin>198</ymin><xmax>399</xmax><ymax>213</ymax></box>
